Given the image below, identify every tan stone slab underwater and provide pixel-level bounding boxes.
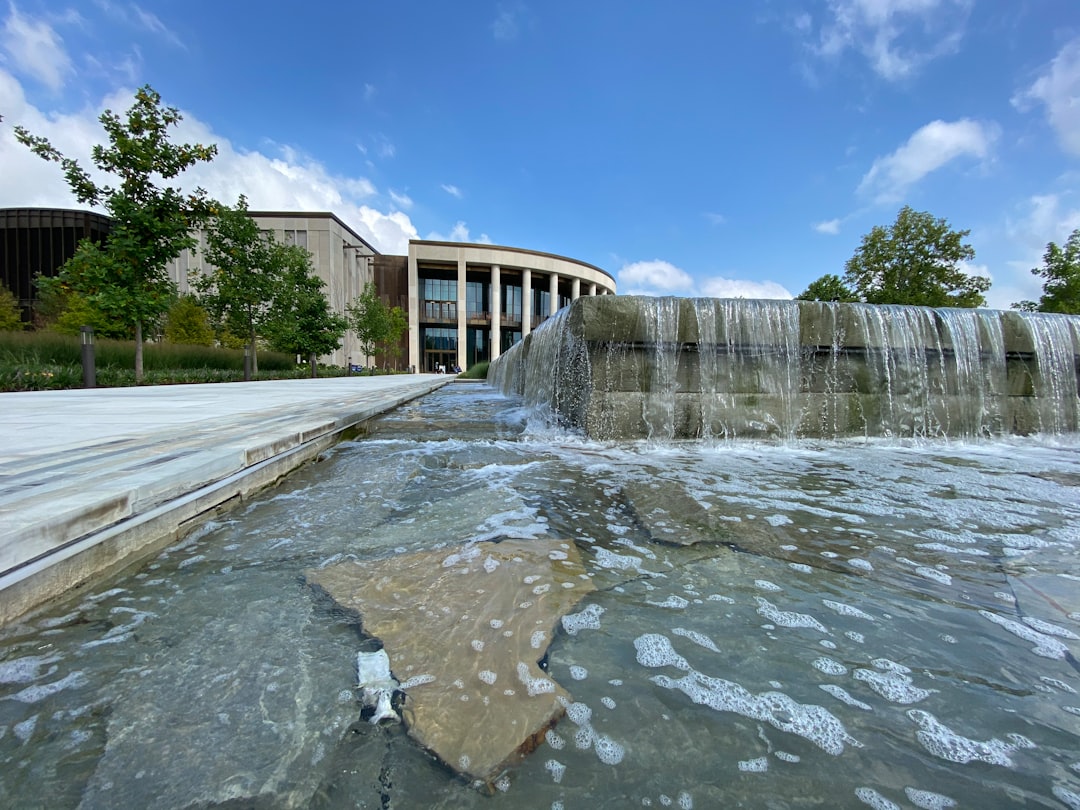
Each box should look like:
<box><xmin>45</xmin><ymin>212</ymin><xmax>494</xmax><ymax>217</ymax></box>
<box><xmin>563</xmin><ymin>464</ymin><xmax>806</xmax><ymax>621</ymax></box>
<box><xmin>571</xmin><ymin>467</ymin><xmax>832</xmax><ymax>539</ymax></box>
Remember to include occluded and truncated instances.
<box><xmin>306</xmin><ymin>537</ymin><xmax>595</xmax><ymax>789</ymax></box>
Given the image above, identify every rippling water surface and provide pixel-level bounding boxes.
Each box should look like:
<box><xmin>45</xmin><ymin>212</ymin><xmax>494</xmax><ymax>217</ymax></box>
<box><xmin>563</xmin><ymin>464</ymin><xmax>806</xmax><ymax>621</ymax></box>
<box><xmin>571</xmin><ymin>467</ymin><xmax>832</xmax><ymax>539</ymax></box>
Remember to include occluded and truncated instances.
<box><xmin>1</xmin><ymin>383</ymin><xmax>1079</xmax><ymax>809</ymax></box>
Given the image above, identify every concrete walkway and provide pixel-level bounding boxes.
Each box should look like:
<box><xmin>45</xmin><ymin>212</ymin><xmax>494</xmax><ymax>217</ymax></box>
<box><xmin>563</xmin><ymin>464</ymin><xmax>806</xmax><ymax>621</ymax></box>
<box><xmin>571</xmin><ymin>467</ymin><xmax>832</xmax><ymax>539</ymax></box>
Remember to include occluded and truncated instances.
<box><xmin>0</xmin><ymin>374</ymin><xmax>453</xmax><ymax>624</ymax></box>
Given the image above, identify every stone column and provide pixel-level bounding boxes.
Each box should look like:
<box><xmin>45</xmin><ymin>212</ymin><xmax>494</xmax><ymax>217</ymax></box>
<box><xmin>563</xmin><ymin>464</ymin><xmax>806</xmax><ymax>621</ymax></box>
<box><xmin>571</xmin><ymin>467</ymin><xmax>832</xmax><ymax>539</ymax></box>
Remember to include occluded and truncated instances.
<box><xmin>457</xmin><ymin>253</ymin><xmax>467</xmax><ymax>372</ymax></box>
<box><xmin>490</xmin><ymin>264</ymin><xmax>501</xmax><ymax>361</ymax></box>
<box><xmin>522</xmin><ymin>268</ymin><xmax>532</xmax><ymax>338</ymax></box>
<box><xmin>589</xmin><ymin>283</ymin><xmax>597</xmax><ymax>296</ymax></box>
<box><xmin>571</xmin><ymin>278</ymin><xmax>581</xmax><ymax>301</ymax></box>
<box><xmin>549</xmin><ymin>272</ymin><xmax>559</xmax><ymax>317</ymax></box>
<box><xmin>408</xmin><ymin>245</ymin><xmax>420</xmax><ymax>372</ymax></box>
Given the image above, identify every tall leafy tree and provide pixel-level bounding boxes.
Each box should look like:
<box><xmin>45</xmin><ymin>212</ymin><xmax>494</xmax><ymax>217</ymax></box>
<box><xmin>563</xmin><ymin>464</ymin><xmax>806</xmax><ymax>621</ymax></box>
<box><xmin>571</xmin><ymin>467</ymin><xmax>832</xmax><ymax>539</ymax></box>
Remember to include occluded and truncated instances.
<box><xmin>264</xmin><ymin>245</ymin><xmax>348</xmax><ymax>376</ymax></box>
<box><xmin>842</xmin><ymin>206</ymin><xmax>989</xmax><ymax>308</ymax></box>
<box><xmin>1014</xmin><ymin>228</ymin><xmax>1080</xmax><ymax>314</ymax></box>
<box><xmin>796</xmin><ymin>273</ymin><xmax>857</xmax><ymax>303</ymax></box>
<box><xmin>194</xmin><ymin>197</ymin><xmax>281</xmax><ymax>374</ymax></box>
<box><xmin>346</xmin><ymin>281</ymin><xmax>390</xmax><ymax>368</ymax></box>
<box><xmin>15</xmin><ymin>85</ymin><xmax>218</xmax><ymax>380</ymax></box>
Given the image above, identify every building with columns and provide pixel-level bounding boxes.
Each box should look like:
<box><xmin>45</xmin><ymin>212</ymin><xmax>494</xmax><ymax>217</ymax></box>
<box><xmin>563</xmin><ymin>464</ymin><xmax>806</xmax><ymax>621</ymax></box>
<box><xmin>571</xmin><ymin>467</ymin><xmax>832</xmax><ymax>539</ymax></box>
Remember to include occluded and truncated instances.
<box><xmin>3</xmin><ymin>207</ymin><xmax>616</xmax><ymax>371</ymax></box>
<box><xmin>406</xmin><ymin>240</ymin><xmax>616</xmax><ymax>373</ymax></box>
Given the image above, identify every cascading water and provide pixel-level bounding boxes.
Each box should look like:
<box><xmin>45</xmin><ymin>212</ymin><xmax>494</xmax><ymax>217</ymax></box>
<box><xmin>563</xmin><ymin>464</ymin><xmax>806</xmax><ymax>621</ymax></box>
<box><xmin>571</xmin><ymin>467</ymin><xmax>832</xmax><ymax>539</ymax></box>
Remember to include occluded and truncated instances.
<box><xmin>489</xmin><ymin>296</ymin><xmax>1080</xmax><ymax>440</ymax></box>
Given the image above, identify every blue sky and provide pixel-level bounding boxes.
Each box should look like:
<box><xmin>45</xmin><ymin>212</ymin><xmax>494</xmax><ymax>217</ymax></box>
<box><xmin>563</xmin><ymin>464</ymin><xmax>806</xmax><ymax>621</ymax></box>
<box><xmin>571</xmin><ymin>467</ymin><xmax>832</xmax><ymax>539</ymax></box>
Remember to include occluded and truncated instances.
<box><xmin>2</xmin><ymin>1</ymin><xmax>1079</xmax><ymax>309</ymax></box>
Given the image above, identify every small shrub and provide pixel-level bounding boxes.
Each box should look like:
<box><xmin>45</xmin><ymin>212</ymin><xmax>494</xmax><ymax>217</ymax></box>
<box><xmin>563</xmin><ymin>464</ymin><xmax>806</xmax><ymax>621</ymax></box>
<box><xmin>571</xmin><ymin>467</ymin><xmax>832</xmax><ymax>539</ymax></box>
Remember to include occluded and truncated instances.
<box><xmin>459</xmin><ymin>361</ymin><xmax>490</xmax><ymax>379</ymax></box>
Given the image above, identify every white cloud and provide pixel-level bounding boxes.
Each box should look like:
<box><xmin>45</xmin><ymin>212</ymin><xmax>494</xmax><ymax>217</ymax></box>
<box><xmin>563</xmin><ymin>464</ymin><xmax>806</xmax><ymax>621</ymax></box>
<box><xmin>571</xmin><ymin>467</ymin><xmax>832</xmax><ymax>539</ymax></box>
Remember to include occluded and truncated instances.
<box><xmin>0</xmin><ymin>70</ymin><xmax>420</xmax><ymax>255</ymax></box>
<box><xmin>814</xmin><ymin>218</ymin><xmax>842</xmax><ymax>234</ymax></box>
<box><xmin>1</xmin><ymin>3</ymin><xmax>72</xmax><ymax>91</ymax></box>
<box><xmin>618</xmin><ymin>260</ymin><xmax>695</xmax><ymax>296</ymax></box>
<box><xmin>425</xmin><ymin>221</ymin><xmax>492</xmax><ymax>245</ymax></box>
<box><xmin>857</xmin><ymin>118</ymin><xmax>997</xmax><ymax>203</ymax></box>
<box><xmin>617</xmin><ymin>260</ymin><xmax>793</xmax><ymax>300</ymax></box>
<box><xmin>701</xmin><ymin>277</ymin><xmax>793</xmax><ymax>299</ymax></box>
<box><xmin>492</xmin><ymin>3</ymin><xmax>527</xmax><ymax>42</ymax></box>
<box><xmin>811</xmin><ymin>0</ymin><xmax>969</xmax><ymax>81</ymax></box>
<box><xmin>388</xmin><ymin>189</ymin><xmax>413</xmax><ymax>209</ymax></box>
<box><xmin>704</xmin><ymin>212</ymin><xmax>727</xmax><ymax>226</ymax></box>
<box><xmin>130</xmin><ymin>6</ymin><xmax>184</xmax><ymax>49</ymax></box>
<box><xmin>441</xmin><ymin>183</ymin><xmax>462</xmax><ymax>198</ymax></box>
<box><xmin>1013</xmin><ymin>35</ymin><xmax>1080</xmax><ymax>157</ymax></box>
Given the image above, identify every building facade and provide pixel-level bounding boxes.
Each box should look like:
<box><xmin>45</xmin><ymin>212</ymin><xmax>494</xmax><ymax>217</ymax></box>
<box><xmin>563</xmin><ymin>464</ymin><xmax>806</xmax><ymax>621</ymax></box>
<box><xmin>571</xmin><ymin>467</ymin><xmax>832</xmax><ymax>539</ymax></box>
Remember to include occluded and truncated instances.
<box><xmin>0</xmin><ymin>208</ymin><xmax>113</xmax><ymax>320</ymax></box>
<box><xmin>407</xmin><ymin>241</ymin><xmax>616</xmax><ymax>373</ymax></box>
<box><xmin>168</xmin><ymin>211</ymin><xmax>378</xmax><ymax>366</ymax></box>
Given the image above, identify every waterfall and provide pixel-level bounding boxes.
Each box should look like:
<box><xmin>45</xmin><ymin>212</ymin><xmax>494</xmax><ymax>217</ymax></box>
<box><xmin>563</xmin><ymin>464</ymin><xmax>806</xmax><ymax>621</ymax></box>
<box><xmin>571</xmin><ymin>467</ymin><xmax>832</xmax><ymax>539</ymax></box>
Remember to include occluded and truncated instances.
<box><xmin>488</xmin><ymin>297</ymin><xmax>1080</xmax><ymax>441</ymax></box>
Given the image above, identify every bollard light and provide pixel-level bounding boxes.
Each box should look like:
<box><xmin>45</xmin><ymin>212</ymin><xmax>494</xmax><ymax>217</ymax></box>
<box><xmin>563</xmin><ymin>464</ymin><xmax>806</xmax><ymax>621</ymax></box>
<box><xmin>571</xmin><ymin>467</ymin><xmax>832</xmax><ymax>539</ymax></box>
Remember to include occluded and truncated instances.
<box><xmin>243</xmin><ymin>346</ymin><xmax>251</xmax><ymax>382</ymax></box>
<box><xmin>80</xmin><ymin>325</ymin><xmax>96</xmax><ymax>388</ymax></box>
<box><xmin>347</xmin><ymin>356</ymin><xmax>352</xmax><ymax>376</ymax></box>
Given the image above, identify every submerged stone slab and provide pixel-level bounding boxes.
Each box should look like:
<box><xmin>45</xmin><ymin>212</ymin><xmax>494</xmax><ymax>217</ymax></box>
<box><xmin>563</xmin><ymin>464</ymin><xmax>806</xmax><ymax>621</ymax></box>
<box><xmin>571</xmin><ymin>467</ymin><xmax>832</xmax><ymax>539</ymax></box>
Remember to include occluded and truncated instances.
<box><xmin>306</xmin><ymin>537</ymin><xmax>595</xmax><ymax>788</ymax></box>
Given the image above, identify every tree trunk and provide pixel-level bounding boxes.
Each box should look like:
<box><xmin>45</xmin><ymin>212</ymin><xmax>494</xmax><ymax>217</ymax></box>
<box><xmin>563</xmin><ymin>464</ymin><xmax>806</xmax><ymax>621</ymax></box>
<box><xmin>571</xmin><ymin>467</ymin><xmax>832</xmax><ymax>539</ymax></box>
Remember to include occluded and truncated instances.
<box><xmin>249</xmin><ymin>331</ymin><xmax>259</xmax><ymax>376</ymax></box>
<box><xmin>309</xmin><ymin>352</ymin><xmax>317</xmax><ymax>378</ymax></box>
<box><xmin>134</xmin><ymin>320</ymin><xmax>144</xmax><ymax>383</ymax></box>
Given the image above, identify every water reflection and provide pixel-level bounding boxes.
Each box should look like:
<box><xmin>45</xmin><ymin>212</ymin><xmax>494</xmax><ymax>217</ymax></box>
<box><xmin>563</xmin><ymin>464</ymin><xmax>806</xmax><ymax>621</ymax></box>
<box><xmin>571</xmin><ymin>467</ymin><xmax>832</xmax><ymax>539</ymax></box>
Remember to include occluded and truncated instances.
<box><xmin>1</xmin><ymin>384</ymin><xmax>1078</xmax><ymax>808</ymax></box>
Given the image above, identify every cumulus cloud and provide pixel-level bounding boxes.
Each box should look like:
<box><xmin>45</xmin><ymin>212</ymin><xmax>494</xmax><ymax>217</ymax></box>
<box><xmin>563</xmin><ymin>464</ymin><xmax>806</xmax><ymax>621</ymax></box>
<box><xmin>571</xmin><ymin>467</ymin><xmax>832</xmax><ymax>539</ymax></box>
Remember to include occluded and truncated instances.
<box><xmin>1</xmin><ymin>3</ymin><xmax>72</xmax><ymax>91</ymax></box>
<box><xmin>388</xmin><ymin>189</ymin><xmax>413</xmax><ymax>209</ymax></box>
<box><xmin>617</xmin><ymin>259</ymin><xmax>792</xmax><ymax>300</ymax></box>
<box><xmin>0</xmin><ymin>69</ymin><xmax>421</xmax><ymax>254</ymax></box>
<box><xmin>426</xmin><ymin>221</ymin><xmax>492</xmax><ymax>245</ymax></box>
<box><xmin>701</xmin><ymin>277</ymin><xmax>793</xmax><ymax>299</ymax></box>
<box><xmin>809</xmin><ymin>0</ymin><xmax>969</xmax><ymax>81</ymax></box>
<box><xmin>1013</xmin><ymin>35</ymin><xmax>1080</xmax><ymax>157</ymax></box>
<box><xmin>857</xmin><ymin>118</ymin><xmax>997</xmax><ymax>203</ymax></box>
<box><xmin>440</xmin><ymin>183</ymin><xmax>462</xmax><ymax>198</ymax></box>
<box><xmin>814</xmin><ymin>218</ymin><xmax>842</xmax><ymax>234</ymax></box>
<box><xmin>618</xmin><ymin>260</ymin><xmax>696</xmax><ymax>296</ymax></box>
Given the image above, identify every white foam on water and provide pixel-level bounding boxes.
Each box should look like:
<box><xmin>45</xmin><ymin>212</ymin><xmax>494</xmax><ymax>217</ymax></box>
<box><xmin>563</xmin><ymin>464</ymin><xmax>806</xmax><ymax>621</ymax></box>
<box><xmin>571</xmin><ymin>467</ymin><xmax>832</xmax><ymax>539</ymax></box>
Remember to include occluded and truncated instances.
<box><xmin>671</xmin><ymin>627</ymin><xmax>721</xmax><ymax>653</ymax></box>
<box><xmin>846</xmin><ymin>631</ymin><xmax>866</xmax><ymax>644</ymax></box>
<box><xmin>819</xmin><ymin>684</ymin><xmax>872</xmax><ymax>711</ymax></box>
<box><xmin>601</xmin><ymin>696</ymin><xmax>616</xmax><ymax>709</ymax></box>
<box><xmin>1052</xmin><ymin>786</ymin><xmax>1080</xmax><ymax>810</ymax></box>
<box><xmin>471</xmin><ymin>639</ymin><xmax>485</xmax><ymax>652</ymax></box>
<box><xmin>677</xmin><ymin>791</ymin><xmax>693</xmax><ymax>809</ymax></box>
<box><xmin>478</xmin><ymin>670</ymin><xmax>497</xmax><ymax>685</ymax></box>
<box><xmin>517</xmin><ymin>662</ymin><xmax>555</xmax><ymax>696</ymax></box>
<box><xmin>14</xmin><ymin>714</ymin><xmax>37</xmax><ymax>743</ymax></box>
<box><xmin>524</xmin><ymin>575</ymin><xmax>541</xmax><ymax>584</ymax></box>
<box><xmin>545</xmin><ymin>729</ymin><xmax>565</xmax><ymax>749</ymax></box>
<box><xmin>788</xmin><ymin>563</ymin><xmax>814</xmax><ymax>573</ymax></box>
<box><xmin>774</xmin><ymin>750</ymin><xmax>800</xmax><ymax>762</ymax></box>
<box><xmin>737</xmin><ymin>756</ymin><xmax>768</xmax><ymax>772</ymax></box>
<box><xmin>754</xmin><ymin>580</ymin><xmax>783</xmax><ymax>592</ymax></box>
<box><xmin>854</xmin><ymin>787</ymin><xmax>900</xmax><ymax>810</ymax></box>
<box><xmin>848</xmin><ymin>558</ymin><xmax>874</xmax><ymax>571</ymax></box>
<box><xmin>915</xmin><ymin>543</ymin><xmax>989</xmax><ymax>556</ymax></box>
<box><xmin>0</xmin><ymin>654</ymin><xmax>60</xmax><ymax>685</ymax></box>
<box><xmin>489</xmin><ymin>618</ymin><xmax>504</xmax><ymax>629</ymax></box>
<box><xmin>822</xmin><ymin>599</ymin><xmax>875</xmax><ymax>621</ymax></box>
<box><xmin>562</xmin><ymin>603</ymin><xmax>605</xmax><ymax>636</ymax></box>
<box><xmin>979</xmin><ymin>610</ymin><xmax>1069</xmax><ymax>658</ymax></box>
<box><xmin>812</xmin><ymin>657</ymin><xmax>848</xmax><ymax>676</ymax></box>
<box><xmin>819</xmin><ymin>639</ymin><xmax>837</xmax><ymax>649</ymax></box>
<box><xmin>648</xmin><ymin>595</ymin><xmax>689</xmax><ymax>609</ymax></box>
<box><xmin>707</xmin><ymin>594</ymin><xmax>735</xmax><ymax>604</ymax></box>
<box><xmin>530</xmin><ymin>631</ymin><xmax>547</xmax><ymax>649</ymax></box>
<box><xmin>36</xmin><ymin>612</ymin><xmax>80</xmax><ymax>630</ymax></box>
<box><xmin>1023</xmin><ymin>616</ymin><xmax>1080</xmax><ymax>640</ymax></box>
<box><xmin>853</xmin><ymin>668</ymin><xmax>933</xmax><ymax>704</ymax></box>
<box><xmin>6</xmin><ymin>671</ymin><xmax>86</xmax><ymax>704</ymax></box>
<box><xmin>903</xmin><ymin>787</ymin><xmax>957</xmax><ymax>809</ymax></box>
<box><xmin>754</xmin><ymin>598</ymin><xmax>830</xmax><ymax>634</ymax></box>
<box><xmin>915</xmin><ymin>567</ymin><xmax>952</xmax><ymax>585</ymax></box>
<box><xmin>766</xmin><ymin>515</ymin><xmax>792</xmax><ymax>526</ymax></box>
<box><xmin>650</xmin><ymin>667</ymin><xmax>859</xmax><ymax>754</ymax></box>
<box><xmin>1064</xmin><ymin>706</ymin><xmax>1080</xmax><ymax>716</ymax></box>
<box><xmin>545</xmin><ymin>758</ymin><xmax>566</xmax><ymax>783</ymax></box>
<box><xmin>905</xmin><ymin>709</ymin><xmax>1019</xmax><ymax>766</ymax></box>
<box><xmin>1041</xmin><ymin>676</ymin><xmax>1077</xmax><ymax>693</ymax></box>
<box><xmin>483</xmin><ymin>556</ymin><xmax>500</xmax><ymax>573</ymax></box>
<box><xmin>569</xmin><ymin>665</ymin><xmax>588</xmax><ymax>681</ymax></box>
<box><xmin>634</xmin><ymin>634</ymin><xmax>691</xmax><ymax>670</ymax></box>
<box><xmin>780</xmin><ymin>544</ymin><xmax>798</xmax><ymax>551</ymax></box>
<box><xmin>398</xmin><ymin>674</ymin><xmax>435</xmax><ymax>689</ymax></box>
<box><xmin>594</xmin><ymin>548</ymin><xmax>645</xmax><ymax>572</ymax></box>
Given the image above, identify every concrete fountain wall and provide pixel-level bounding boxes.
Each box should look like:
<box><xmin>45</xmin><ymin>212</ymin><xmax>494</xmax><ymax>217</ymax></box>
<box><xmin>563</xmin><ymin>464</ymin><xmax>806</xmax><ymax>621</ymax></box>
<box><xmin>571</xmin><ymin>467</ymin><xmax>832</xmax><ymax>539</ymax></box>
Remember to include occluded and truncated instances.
<box><xmin>488</xmin><ymin>296</ymin><xmax>1080</xmax><ymax>440</ymax></box>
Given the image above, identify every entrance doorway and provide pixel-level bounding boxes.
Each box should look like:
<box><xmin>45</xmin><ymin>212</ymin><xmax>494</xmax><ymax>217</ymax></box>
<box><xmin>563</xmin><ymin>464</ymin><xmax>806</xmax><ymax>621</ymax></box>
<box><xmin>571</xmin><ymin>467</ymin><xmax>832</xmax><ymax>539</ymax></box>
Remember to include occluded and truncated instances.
<box><xmin>425</xmin><ymin>351</ymin><xmax>457</xmax><ymax>373</ymax></box>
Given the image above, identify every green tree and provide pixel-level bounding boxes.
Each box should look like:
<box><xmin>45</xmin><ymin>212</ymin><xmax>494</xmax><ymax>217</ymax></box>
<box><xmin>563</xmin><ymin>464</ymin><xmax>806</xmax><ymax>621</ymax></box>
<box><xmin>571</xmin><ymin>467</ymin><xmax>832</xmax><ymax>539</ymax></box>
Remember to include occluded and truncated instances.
<box><xmin>194</xmin><ymin>197</ymin><xmax>281</xmax><ymax>375</ymax></box>
<box><xmin>15</xmin><ymin>85</ymin><xmax>218</xmax><ymax>381</ymax></box>
<box><xmin>0</xmin><ymin>285</ymin><xmax>24</xmax><ymax>331</ymax></box>
<box><xmin>1014</xmin><ymin>228</ymin><xmax>1080</xmax><ymax>314</ymax></box>
<box><xmin>264</xmin><ymin>246</ymin><xmax>348</xmax><ymax>376</ymax></box>
<box><xmin>796</xmin><ymin>273</ymin><xmax>857</xmax><ymax>303</ymax></box>
<box><xmin>842</xmin><ymin>206</ymin><xmax>988</xmax><ymax>308</ymax></box>
<box><xmin>346</xmin><ymin>281</ymin><xmax>390</xmax><ymax>370</ymax></box>
<box><xmin>380</xmin><ymin>305</ymin><xmax>408</xmax><ymax>370</ymax></box>
<box><xmin>164</xmin><ymin>295</ymin><xmax>215</xmax><ymax>345</ymax></box>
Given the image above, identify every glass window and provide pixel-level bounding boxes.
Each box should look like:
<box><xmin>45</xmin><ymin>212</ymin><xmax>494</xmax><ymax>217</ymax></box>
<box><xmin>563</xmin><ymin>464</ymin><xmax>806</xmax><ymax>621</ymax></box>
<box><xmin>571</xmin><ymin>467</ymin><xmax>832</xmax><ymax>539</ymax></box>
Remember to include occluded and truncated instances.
<box><xmin>284</xmin><ymin>229</ymin><xmax>307</xmax><ymax>248</ymax></box>
<box><xmin>466</xmin><ymin>281</ymin><xmax>488</xmax><ymax>317</ymax></box>
<box><xmin>502</xmin><ymin>285</ymin><xmax>522</xmax><ymax>320</ymax></box>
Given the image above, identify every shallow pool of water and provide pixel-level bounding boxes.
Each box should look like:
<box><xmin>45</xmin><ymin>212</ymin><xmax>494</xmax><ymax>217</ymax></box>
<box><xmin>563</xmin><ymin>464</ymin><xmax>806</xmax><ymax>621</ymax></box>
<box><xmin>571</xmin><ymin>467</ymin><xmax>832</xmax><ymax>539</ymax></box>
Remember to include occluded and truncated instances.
<box><xmin>1</xmin><ymin>383</ymin><xmax>1079</xmax><ymax>809</ymax></box>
